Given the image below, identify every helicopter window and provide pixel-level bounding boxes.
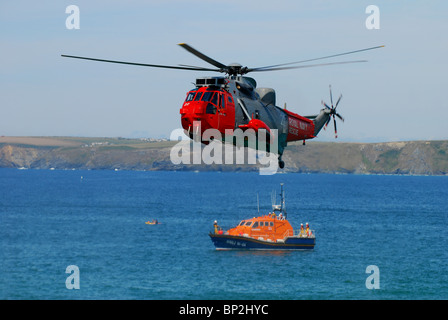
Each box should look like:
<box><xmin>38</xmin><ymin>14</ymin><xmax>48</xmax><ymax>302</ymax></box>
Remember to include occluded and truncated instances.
<box><xmin>206</xmin><ymin>103</ymin><xmax>216</xmax><ymax>114</ymax></box>
<box><xmin>194</xmin><ymin>92</ymin><xmax>203</xmax><ymax>101</ymax></box>
<box><xmin>202</xmin><ymin>92</ymin><xmax>213</xmax><ymax>102</ymax></box>
<box><xmin>228</xmin><ymin>96</ymin><xmax>233</xmax><ymax>104</ymax></box>
<box><xmin>220</xmin><ymin>95</ymin><xmax>226</xmax><ymax>109</ymax></box>
<box><xmin>210</xmin><ymin>93</ymin><xmax>218</xmax><ymax>106</ymax></box>
<box><xmin>186</xmin><ymin>92</ymin><xmax>195</xmax><ymax>102</ymax></box>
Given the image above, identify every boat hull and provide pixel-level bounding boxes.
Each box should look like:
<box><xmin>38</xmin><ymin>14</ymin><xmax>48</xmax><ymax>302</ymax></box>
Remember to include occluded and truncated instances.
<box><xmin>209</xmin><ymin>233</ymin><xmax>315</xmax><ymax>250</ymax></box>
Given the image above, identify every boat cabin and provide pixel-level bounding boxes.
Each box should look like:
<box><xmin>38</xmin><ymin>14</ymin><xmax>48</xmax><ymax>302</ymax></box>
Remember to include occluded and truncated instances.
<box><xmin>226</xmin><ymin>214</ymin><xmax>293</xmax><ymax>241</ymax></box>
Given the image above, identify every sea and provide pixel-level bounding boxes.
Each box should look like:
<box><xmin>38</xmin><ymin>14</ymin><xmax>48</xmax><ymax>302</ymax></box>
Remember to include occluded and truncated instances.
<box><xmin>1</xmin><ymin>168</ymin><xmax>447</xmax><ymax>300</ymax></box>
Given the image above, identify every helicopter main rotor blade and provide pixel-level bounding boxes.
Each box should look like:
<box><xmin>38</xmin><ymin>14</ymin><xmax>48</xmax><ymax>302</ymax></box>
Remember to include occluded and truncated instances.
<box><xmin>249</xmin><ymin>45</ymin><xmax>384</xmax><ymax>71</ymax></box>
<box><xmin>60</xmin><ymin>55</ymin><xmax>220</xmax><ymax>72</ymax></box>
<box><xmin>178</xmin><ymin>43</ymin><xmax>227</xmax><ymax>70</ymax></box>
<box><xmin>248</xmin><ymin>60</ymin><xmax>367</xmax><ymax>73</ymax></box>
<box><xmin>178</xmin><ymin>63</ymin><xmax>212</xmax><ymax>69</ymax></box>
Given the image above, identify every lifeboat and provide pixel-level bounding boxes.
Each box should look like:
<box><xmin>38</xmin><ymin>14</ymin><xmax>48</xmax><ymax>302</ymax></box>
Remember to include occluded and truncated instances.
<box><xmin>209</xmin><ymin>184</ymin><xmax>315</xmax><ymax>250</ymax></box>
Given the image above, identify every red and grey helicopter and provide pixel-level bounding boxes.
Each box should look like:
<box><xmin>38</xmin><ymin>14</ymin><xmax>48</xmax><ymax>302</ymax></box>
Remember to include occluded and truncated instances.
<box><xmin>62</xmin><ymin>43</ymin><xmax>383</xmax><ymax>168</ymax></box>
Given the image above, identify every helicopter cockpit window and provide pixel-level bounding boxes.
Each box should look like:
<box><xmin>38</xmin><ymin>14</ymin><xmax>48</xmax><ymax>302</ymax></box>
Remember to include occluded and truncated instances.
<box><xmin>220</xmin><ymin>94</ymin><xmax>226</xmax><ymax>109</ymax></box>
<box><xmin>228</xmin><ymin>96</ymin><xmax>233</xmax><ymax>104</ymax></box>
<box><xmin>206</xmin><ymin>103</ymin><xmax>216</xmax><ymax>114</ymax></box>
<box><xmin>202</xmin><ymin>92</ymin><xmax>213</xmax><ymax>102</ymax></box>
<box><xmin>194</xmin><ymin>92</ymin><xmax>203</xmax><ymax>101</ymax></box>
<box><xmin>186</xmin><ymin>92</ymin><xmax>195</xmax><ymax>102</ymax></box>
<box><xmin>210</xmin><ymin>93</ymin><xmax>218</xmax><ymax>106</ymax></box>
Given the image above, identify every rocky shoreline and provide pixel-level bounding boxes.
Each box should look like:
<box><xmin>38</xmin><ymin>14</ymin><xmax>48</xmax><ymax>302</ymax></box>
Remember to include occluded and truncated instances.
<box><xmin>0</xmin><ymin>137</ymin><xmax>447</xmax><ymax>175</ymax></box>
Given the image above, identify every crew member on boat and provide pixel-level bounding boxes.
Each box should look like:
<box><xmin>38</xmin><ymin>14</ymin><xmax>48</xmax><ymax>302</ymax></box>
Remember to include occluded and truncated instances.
<box><xmin>306</xmin><ymin>222</ymin><xmax>310</xmax><ymax>237</ymax></box>
<box><xmin>299</xmin><ymin>223</ymin><xmax>305</xmax><ymax>237</ymax></box>
<box><xmin>213</xmin><ymin>220</ymin><xmax>220</xmax><ymax>234</ymax></box>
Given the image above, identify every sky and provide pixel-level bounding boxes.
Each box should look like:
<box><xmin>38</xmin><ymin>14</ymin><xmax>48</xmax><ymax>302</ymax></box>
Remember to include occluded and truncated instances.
<box><xmin>1</xmin><ymin>0</ymin><xmax>447</xmax><ymax>142</ymax></box>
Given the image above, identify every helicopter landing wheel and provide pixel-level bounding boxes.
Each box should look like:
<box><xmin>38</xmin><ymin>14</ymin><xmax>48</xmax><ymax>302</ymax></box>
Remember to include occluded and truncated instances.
<box><xmin>279</xmin><ymin>160</ymin><xmax>285</xmax><ymax>169</ymax></box>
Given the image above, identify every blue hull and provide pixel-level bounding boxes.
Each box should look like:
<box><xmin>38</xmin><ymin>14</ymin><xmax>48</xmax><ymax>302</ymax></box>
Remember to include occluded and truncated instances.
<box><xmin>209</xmin><ymin>233</ymin><xmax>315</xmax><ymax>250</ymax></box>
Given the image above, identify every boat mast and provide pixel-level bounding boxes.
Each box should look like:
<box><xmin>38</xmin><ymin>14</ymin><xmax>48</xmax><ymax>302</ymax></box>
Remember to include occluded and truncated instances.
<box><xmin>280</xmin><ymin>183</ymin><xmax>287</xmax><ymax>219</ymax></box>
<box><xmin>272</xmin><ymin>183</ymin><xmax>287</xmax><ymax>219</ymax></box>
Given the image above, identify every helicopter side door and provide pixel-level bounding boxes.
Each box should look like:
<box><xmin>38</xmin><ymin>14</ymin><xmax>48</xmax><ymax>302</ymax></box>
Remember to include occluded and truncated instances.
<box><xmin>202</xmin><ymin>91</ymin><xmax>220</xmax><ymax>132</ymax></box>
<box><xmin>218</xmin><ymin>91</ymin><xmax>235</xmax><ymax>133</ymax></box>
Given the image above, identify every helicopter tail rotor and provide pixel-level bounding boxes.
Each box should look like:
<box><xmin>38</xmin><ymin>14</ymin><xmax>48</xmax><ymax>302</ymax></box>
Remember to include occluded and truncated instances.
<box><xmin>322</xmin><ymin>85</ymin><xmax>344</xmax><ymax>138</ymax></box>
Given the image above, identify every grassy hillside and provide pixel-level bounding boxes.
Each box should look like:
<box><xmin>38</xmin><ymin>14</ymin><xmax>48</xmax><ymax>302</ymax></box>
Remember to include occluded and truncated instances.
<box><xmin>282</xmin><ymin>140</ymin><xmax>448</xmax><ymax>175</ymax></box>
<box><xmin>0</xmin><ymin>136</ymin><xmax>447</xmax><ymax>175</ymax></box>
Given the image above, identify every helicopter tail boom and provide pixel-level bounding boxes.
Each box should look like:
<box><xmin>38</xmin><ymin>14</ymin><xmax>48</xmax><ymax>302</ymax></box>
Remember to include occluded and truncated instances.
<box><xmin>282</xmin><ymin>109</ymin><xmax>315</xmax><ymax>142</ymax></box>
<box><xmin>311</xmin><ymin>108</ymin><xmax>332</xmax><ymax>137</ymax></box>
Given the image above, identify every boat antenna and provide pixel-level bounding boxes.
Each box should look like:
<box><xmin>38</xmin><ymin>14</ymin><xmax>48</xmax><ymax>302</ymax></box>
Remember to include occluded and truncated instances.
<box><xmin>280</xmin><ymin>183</ymin><xmax>287</xmax><ymax>219</ymax></box>
<box><xmin>271</xmin><ymin>183</ymin><xmax>286</xmax><ymax>217</ymax></box>
<box><xmin>257</xmin><ymin>192</ymin><xmax>260</xmax><ymax>214</ymax></box>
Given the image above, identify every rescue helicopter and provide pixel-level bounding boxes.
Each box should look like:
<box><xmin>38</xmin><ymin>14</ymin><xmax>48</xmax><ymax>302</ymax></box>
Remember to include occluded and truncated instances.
<box><xmin>62</xmin><ymin>43</ymin><xmax>383</xmax><ymax>168</ymax></box>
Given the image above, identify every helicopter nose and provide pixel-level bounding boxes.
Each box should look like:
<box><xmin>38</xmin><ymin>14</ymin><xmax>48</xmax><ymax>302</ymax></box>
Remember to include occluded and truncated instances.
<box><xmin>181</xmin><ymin>111</ymin><xmax>204</xmax><ymax>133</ymax></box>
<box><xmin>180</xmin><ymin>101</ymin><xmax>208</xmax><ymax>131</ymax></box>
<box><xmin>181</xmin><ymin>113</ymin><xmax>218</xmax><ymax>139</ymax></box>
<box><xmin>181</xmin><ymin>114</ymin><xmax>195</xmax><ymax>131</ymax></box>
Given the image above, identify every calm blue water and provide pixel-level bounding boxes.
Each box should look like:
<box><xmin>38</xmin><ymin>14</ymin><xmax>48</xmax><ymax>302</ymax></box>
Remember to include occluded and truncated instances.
<box><xmin>1</xmin><ymin>168</ymin><xmax>447</xmax><ymax>300</ymax></box>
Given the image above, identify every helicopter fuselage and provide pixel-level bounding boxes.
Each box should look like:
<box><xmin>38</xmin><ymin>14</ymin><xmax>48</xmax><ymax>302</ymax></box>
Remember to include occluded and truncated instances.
<box><xmin>180</xmin><ymin>76</ymin><xmax>330</xmax><ymax>159</ymax></box>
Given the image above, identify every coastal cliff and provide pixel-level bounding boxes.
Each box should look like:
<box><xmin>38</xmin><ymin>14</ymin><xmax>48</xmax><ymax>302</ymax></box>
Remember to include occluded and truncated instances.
<box><xmin>0</xmin><ymin>137</ymin><xmax>447</xmax><ymax>175</ymax></box>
